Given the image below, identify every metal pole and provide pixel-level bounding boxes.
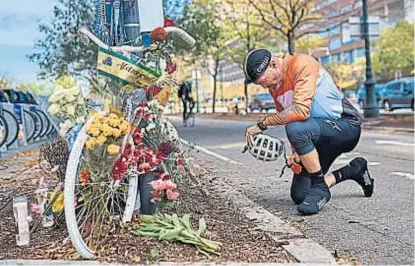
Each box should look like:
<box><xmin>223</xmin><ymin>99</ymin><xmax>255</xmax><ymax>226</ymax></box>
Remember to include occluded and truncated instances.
<box><xmin>362</xmin><ymin>0</ymin><xmax>380</xmax><ymax>118</ymax></box>
<box><xmin>195</xmin><ymin>70</ymin><xmax>200</xmax><ymax>113</ymax></box>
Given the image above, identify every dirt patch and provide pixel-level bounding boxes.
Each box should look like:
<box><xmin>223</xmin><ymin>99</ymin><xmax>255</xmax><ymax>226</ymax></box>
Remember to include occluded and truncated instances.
<box><xmin>0</xmin><ymin>150</ymin><xmax>296</xmax><ymax>264</ymax></box>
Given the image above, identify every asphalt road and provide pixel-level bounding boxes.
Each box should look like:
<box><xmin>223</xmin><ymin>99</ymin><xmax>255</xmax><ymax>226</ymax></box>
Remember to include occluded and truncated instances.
<box><xmin>170</xmin><ymin>116</ymin><xmax>414</xmax><ymax>265</ymax></box>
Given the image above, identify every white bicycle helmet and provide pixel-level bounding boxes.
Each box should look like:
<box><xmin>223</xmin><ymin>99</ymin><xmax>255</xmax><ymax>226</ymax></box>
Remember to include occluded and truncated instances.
<box><xmin>247</xmin><ymin>133</ymin><xmax>285</xmax><ymax>162</ymax></box>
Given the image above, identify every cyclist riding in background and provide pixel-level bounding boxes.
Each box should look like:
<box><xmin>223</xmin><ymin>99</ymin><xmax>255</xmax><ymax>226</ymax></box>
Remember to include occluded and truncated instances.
<box><xmin>178</xmin><ymin>80</ymin><xmax>195</xmax><ymax>126</ymax></box>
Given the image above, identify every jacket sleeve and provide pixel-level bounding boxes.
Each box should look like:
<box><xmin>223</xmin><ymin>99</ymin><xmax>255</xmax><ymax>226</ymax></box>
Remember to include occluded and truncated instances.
<box><xmin>264</xmin><ymin>54</ymin><xmax>320</xmax><ymax>126</ymax></box>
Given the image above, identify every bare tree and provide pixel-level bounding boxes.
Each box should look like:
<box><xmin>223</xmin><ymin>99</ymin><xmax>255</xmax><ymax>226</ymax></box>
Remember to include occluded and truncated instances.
<box><xmin>249</xmin><ymin>0</ymin><xmax>321</xmax><ymax>54</ymax></box>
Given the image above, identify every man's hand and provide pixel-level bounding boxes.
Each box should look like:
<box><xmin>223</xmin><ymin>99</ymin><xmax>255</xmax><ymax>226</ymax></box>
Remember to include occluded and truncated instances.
<box><xmin>288</xmin><ymin>152</ymin><xmax>302</xmax><ymax>174</ymax></box>
<box><xmin>245</xmin><ymin>123</ymin><xmax>262</xmax><ymax>148</ymax></box>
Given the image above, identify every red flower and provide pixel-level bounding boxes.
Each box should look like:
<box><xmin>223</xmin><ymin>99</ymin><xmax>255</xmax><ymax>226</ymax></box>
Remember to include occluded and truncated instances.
<box><xmin>146</xmin><ymin>86</ymin><xmax>162</xmax><ymax>99</ymax></box>
<box><xmin>151</xmin><ymin>27</ymin><xmax>167</xmax><ymax>41</ymax></box>
<box><xmin>164</xmin><ymin>17</ymin><xmax>175</xmax><ymax>27</ymax></box>
<box><xmin>155</xmin><ymin>151</ymin><xmax>165</xmax><ymax>162</ymax></box>
<box><xmin>160</xmin><ymin>172</ymin><xmax>170</xmax><ymax>181</ymax></box>
<box><xmin>80</xmin><ymin>169</ymin><xmax>91</xmax><ymax>185</ymax></box>
<box><xmin>158</xmin><ymin>142</ymin><xmax>173</xmax><ymax>156</ymax></box>
<box><xmin>136</xmin><ymin>109</ymin><xmax>143</xmax><ymax>118</ymax></box>
<box><xmin>165</xmin><ymin>62</ymin><xmax>177</xmax><ymax>74</ymax></box>
<box><xmin>138</xmin><ymin>162</ymin><xmax>152</xmax><ymax>174</ymax></box>
<box><xmin>133</xmin><ymin>134</ymin><xmax>143</xmax><ymax>145</ymax></box>
<box><xmin>177</xmin><ymin>155</ymin><xmax>184</xmax><ymax>166</ymax></box>
<box><xmin>113</xmin><ymin>159</ymin><xmax>128</xmax><ymax>180</ymax></box>
<box><xmin>122</xmin><ymin>143</ymin><xmax>133</xmax><ymax>157</ymax></box>
<box><xmin>138</xmin><ymin>102</ymin><xmax>148</xmax><ymax>107</ymax></box>
<box><xmin>144</xmin><ymin>113</ymin><xmax>151</xmax><ymax>121</ymax></box>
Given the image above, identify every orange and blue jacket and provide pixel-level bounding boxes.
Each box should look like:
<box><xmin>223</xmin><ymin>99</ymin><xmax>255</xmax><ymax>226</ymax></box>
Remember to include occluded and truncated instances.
<box><xmin>264</xmin><ymin>53</ymin><xmax>362</xmax><ymax>127</ymax></box>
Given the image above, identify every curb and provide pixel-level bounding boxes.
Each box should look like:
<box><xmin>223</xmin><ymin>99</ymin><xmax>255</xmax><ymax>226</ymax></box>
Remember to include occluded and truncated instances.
<box><xmin>178</xmin><ymin>139</ymin><xmax>337</xmax><ymax>264</ymax></box>
<box><xmin>362</xmin><ymin>125</ymin><xmax>414</xmax><ymax>133</ymax></box>
<box><xmin>0</xmin><ymin>260</ymin><xmax>333</xmax><ymax>266</ymax></box>
<box><xmin>207</xmin><ymin>177</ymin><xmax>337</xmax><ymax>265</ymax></box>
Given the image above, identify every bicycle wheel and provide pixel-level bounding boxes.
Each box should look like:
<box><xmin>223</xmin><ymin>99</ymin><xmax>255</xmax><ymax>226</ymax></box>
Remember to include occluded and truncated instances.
<box><xmin>2</xmin><ymin>109</ymin><xmax>18</xmax><ymax>147</ymax></box>
<box><xmin>24</xmin><ymin>110</ymin><xmax>42</xmax><ymax>141</ymax></box>
<box><xmin>23</xmin><ymin>110</ymin><xmax>35</xmax><ymax>142</ymax></box>
<box><xmin>0</xmin><ymin>114</ymin><xmax>9</xmax><ymax>148</ymax></box>
<box><xmin>34</xmin><ymin>109</ymin><xmax>50</xmax><ymax>139</ymax></box>
<box><xmin>188</xmin><ymin>114</ymin><xmax>195</xmax><ymax>127</ymax></box>
<box><xmin>64</xmin><ymin>120</ymin><xmax>138</xmax><ymax>259</ymax></box>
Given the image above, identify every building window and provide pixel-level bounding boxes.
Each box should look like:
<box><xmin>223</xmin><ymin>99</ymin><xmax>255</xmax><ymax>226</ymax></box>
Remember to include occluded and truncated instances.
<box><xmin>332</xmin><ymin>54</ymin><xmax>340</xmax><ymax>62</ymax></box>
<box><xmin>321</xmin><ymin>56</ymin><xmax>330</xmax><ymax>65</ymax></box>
<box><xmin>328</xmin><ymin>11</ymin><xmax>338</xmax><ymax>18</ymax></box>
<box><xmin>344</xmin><ymin>50</ymin><xmax>355</xmax><ymax>64</ymax></box>
<box><xmin>357</xmin><ymin>48</ymin><xmax>365</xmax><ymax>58</ymax></box>
<box><xmin>330</xmin><ymin>24</ymin><xmax>340</xmax><ymax>36</ymax></box>
<box><xmin>329</xmin><ymin>37</ymin><xmax>341</xmax><ymax>50</ymax></box>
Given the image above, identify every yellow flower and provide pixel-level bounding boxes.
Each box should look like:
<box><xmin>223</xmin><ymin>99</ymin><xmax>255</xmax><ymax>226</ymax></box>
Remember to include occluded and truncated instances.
<box><xmin>119</xmin><ymin>122</ymin><xmax>130</xmax><ymax>134</ymax></box>
<box><xmin>108</xmin><ymin>117</ymin><xmax>121</xmax><ymax>127</ymax></box>
<box><xmin>92</xmin><ymin>113</ymin><xmax>104</xmax><ymax>121</ymax></box>
<box><xmin>112</xmin><ymin>128</ymin><xmax>122</xmax><ymax>138</ymax></box>
<box><xmin>86</xmin><ymin>138</ymin><xmax>97</xmax><ymax>150</ymax></box>
<box><xmin>52</xmin><ymin>192</ymin><xmax>64</xmax><ymax>214</ymax></box>
<box><xmin>107</xmin><ymin>144</ymin><xmax>120</xmax><ymax>156</ymax></box>
<box><xmin>89</xmin><ymin>127</ymin><xmax>101</xmax><ymax>137</ymax></box>
<box><xmin>102</xmin><ymin>124</ymin><xmax>113</xmax><ymax>137</ymax></box>
<box><xmin>96</xmin><ymin>135</ymin><xmax>107</xmax><ymax>146</ymax></box>
<box><xmin>109</xmin><ymin>113</ymin><xmax>119</xmax><ymax>119</ymax></box>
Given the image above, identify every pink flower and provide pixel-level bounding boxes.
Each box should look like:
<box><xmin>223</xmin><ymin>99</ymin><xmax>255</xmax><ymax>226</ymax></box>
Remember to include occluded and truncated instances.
<box><xmin>164</xmin><ymin>179</ymin><xmax>177</xmax><ymax>190</ymax></box>
<box><xmin>165</xmin><ymin>62</ymin><xmax>177</xmax><ymax>74</ymax></box>
<box><xmin>160</xmin><ymin>172</ymin><xmax>170</xmax><ymax>181</ymax></box>
<box><xmin>30</xmin><ymin>203</ymin><xmax>42</xmax><ymax>215</ymax></box>
<box><xmin>151</xmin><ymin>190</ymin><xmax>163</xmax><ymax>203</ymax></box>
<box><xmin>177</xmin><ymin>155</ymin><xmax>184</xmax><ymax>166</ymax></box>
<box><xmin>143</xmin><ymin>113</ymin><xmax>151</xmax><ymax>121</ymax></box>
<box><xmin>166</xmin><ymin>189</ymin><xmax>179</xmax><ymax>201</ymax></box>
<box><xmin>149</xmin><ymin>179</ymin><xmax>165</xmax><ymax>191</ymax></box>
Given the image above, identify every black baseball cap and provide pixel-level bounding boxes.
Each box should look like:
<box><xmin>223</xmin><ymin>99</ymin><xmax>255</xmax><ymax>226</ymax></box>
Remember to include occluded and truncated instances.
<box><xmin>243</xmin><ymin>48</ymin><xmax>272</xmax><ymax>85</ymax></box>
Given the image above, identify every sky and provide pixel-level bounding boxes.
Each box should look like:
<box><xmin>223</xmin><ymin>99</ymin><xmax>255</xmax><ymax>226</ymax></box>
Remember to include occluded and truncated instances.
<box><xmin>0</xmin><ymin>1</ymin><xmax>56</xmax><ymax>84</ymax></box>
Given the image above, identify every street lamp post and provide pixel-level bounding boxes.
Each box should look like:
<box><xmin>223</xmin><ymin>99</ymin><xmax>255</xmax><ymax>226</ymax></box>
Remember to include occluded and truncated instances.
<box><xmin>362</xmin><ymin>0</ymin><xmax>380</xmax><ymax>118</ymax></box>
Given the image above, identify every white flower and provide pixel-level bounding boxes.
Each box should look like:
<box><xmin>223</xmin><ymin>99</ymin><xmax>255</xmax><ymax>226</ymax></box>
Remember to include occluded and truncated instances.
<box><xmin>48</xmin><ymin>88</ymin><xmax>66</xmax><ymax>103</ymax></box>
<box><xmin>65</xmin><ymin>105</ymin><xmax>76</xmax><ymax>116</ymax></box>
<box><xmin>76</xmin><ymin>116</ymin><xmax>85</xmax><ymax>124</ymax></box>
<box><xmin>47</xmin><ymin>104</ymin><xmax>60</xmax><ymax>115</ymax></box>
<box><xmin>69</xmin><ymin>87</ymin><xmax>81</xmax><ymax>96</ymax></box>
<box><xmin>146</xmin><ymin>122</ymin><xmax>156</xmax><ymax>131</ymax></box>
<box><xmin>65</xmin><ymin>93</ymin><xmax>76</xmax><ymax>103</ymax></box>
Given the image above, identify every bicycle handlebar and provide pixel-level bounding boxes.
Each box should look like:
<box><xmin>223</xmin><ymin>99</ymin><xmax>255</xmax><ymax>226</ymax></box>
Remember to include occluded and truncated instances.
<box><xmin>78</xmin><ymin>26</ymin><xmax>196</xmax><ymax>52</ymax></box>
<box><xmin>78</xmin><ymin>27</ymin><xmax>149</xmax><ymax>52</ymax></box>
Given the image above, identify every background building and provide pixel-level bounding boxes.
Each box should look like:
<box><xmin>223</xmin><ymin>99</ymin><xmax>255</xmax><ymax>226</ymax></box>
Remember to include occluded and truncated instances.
<box><xmin>305</xmin><ymin>0</ymin><xmax>414</xmax><ymax>64</ymax></box>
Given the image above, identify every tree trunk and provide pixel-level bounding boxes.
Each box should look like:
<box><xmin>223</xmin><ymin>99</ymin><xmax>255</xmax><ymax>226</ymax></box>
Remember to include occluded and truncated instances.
<box><xmin>287</xmin><ymin>31</ymin><xmax>295</xmax><ymax>55</ymax></box>
<box><xmin>244</xmin><ymin>83</ymin><xmax>248</xmax><ymax>113</ymax></box>
<box><xmin>212</xmin><ymin>76</ymin><xmax>217</xmax><ymax>113</ymax></box>
<box><xmin>212</xmin><ymin>58</ymin><xmax>220</xmax><ymax>114</ymax></box>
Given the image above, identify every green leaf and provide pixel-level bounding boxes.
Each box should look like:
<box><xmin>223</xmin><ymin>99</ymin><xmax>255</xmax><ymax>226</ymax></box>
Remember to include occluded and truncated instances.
<box><xmin>131</xmin><ymin>230</ymin><xmax>160</xmax><ymax>237</ymax></box>
<box><xmin>158</xmin><ymin>226</ymin><xmax>184</xmax><ymax>241</ymax></box>
<box><xmin>139</xmin><ymin>225</ymin><xmax>162</xmax><ymax>232</ymax></box>
<box><xmin>140</xmin><ymin>215</ymin><xmax>157</xmax><ymax>223</ymax></box>
<box><xmin>180</xmin><ymin>214</ymin><xmax>192</xmax><ymax>230</ymax></box>
<box><xmin>197</xmin><ymin>217</ymin><xmax>207</xmax><ymax>236</ymax></box>
<box><xmin>172</xmin><ymin>214</ymin><xmax>181</xmax><ymax>228</ymax></box>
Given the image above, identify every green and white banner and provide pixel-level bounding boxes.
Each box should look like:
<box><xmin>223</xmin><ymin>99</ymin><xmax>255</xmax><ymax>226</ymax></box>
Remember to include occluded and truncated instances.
<box><xmin>97</xmin><ymin>48</ymin><xmax>160</xmax><ymax>88</ymax></box>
